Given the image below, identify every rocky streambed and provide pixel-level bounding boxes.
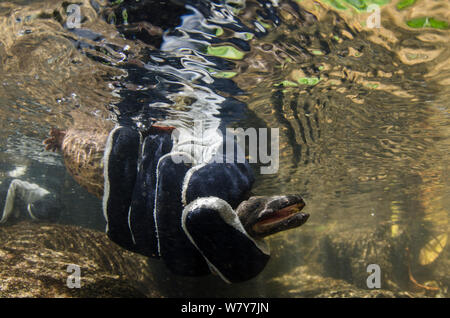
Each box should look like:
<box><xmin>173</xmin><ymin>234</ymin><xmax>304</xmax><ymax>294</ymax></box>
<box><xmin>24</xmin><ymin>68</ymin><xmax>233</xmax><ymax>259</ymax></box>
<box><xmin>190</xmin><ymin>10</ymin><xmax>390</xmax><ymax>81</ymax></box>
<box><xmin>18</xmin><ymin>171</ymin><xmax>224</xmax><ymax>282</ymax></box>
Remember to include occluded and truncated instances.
<box><xmin>1</xmin><ymin>221</ymin><xmax>446</xmax><ymax>298</ymax></box>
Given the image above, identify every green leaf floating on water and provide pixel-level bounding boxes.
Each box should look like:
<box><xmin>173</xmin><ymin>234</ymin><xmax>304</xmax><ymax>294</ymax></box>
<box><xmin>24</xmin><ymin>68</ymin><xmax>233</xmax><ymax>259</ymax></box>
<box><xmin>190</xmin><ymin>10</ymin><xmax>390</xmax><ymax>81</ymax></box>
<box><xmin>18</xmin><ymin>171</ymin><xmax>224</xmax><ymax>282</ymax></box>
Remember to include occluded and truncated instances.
<box><xmin>406</xmin><ymin>17</ymin><xmax>449</xmax><ymax>29</ymax></box>
<box><xmin>206</xmin><ymin>45</ymin><xmax>246</xmax><ymax>60</ymax></box>
<box><xmin>344</xmin><ymin>0</ymin><xmax>367</xmax><ymax>10</ymax></box>
<box><xmin>396</xmin><ymin>0</ymin><xmax>415</xmax><ymax>10</ymax></box>
<box><xmin>367</xmin><ymin>0</ymin><xmax>390</xmax><ymax>4</ymax></box>
<box><xmin>212</xmin><ymin>71</ymin><xmax>237</xmax><ymax>78</ymax></box>
<box><xmin>297</xmin><ymin>77</ymin><xmax>320</xmax><ymax>85</ymax></box>
<box><xmin>324</xmin><ymin>0</ymin><xmax>390</xmax><ymax>11</ymax></box>
<box><xmin>275</xmin><ymin>80</ymin><xmax>299</xmax><ymax>87</ymax></box>
<box><xmin>324</xmin><ymin>0</ymin><xmax>348</xmax><ymax>10</ymax></box>
<box><xmin>243</xmin><ymin>32</ymin><xmax>254</xmax><ymax>40</ymax></box>
<box><xmin>365</xmin><ymin>83</ymin><xmax>379</xmax><ymax>89</ymax></box>
<box><xmin>122</xmin><ymin>9</ymin><xmax>128</xmax><ymax>24</ymax></box>
<box><xmin>206</xmin><ymin>67</ymin><xmax>237</xmax><ymax>78</ymax></box>
<box><xmin>256</xmin><ymin>18</ymin><xmax>272</xmax><ymax>30</ymax></box>
<box><xmin>215</xmin><ymin>27</ymin><xmax>224</xmax><ymax>36</ymax></box>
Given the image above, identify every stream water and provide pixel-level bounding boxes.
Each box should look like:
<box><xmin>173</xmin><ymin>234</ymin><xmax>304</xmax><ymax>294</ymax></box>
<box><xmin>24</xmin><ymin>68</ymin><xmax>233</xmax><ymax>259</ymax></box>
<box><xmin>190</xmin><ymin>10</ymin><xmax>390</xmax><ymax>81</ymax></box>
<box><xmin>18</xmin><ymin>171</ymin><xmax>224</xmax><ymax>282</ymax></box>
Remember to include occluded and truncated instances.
<box><xmin>0</xmin><ymin>0</ymin><xmax>448</xmax><ymax>297</ymax></box>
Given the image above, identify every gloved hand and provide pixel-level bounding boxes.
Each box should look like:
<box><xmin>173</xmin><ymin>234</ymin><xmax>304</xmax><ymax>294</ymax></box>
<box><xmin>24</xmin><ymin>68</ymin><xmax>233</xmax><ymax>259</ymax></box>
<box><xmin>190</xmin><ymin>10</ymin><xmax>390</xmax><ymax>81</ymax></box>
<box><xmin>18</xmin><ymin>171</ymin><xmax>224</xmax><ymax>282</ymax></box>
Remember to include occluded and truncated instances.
<box><xmin>103</xmin><ymin>125</ymin><xmax>270</xmax><ymax>283</ymax></box>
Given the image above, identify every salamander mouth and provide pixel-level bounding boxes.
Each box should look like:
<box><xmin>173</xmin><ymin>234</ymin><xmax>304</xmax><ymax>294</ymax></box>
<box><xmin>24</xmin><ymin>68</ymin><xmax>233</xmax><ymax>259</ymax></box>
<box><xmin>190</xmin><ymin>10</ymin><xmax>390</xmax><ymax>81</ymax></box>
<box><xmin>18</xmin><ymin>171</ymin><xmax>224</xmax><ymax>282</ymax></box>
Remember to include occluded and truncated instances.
<box><xmin>252</xmin><ymin>200</ymin><xmax>308</xmax><ymax>237</ymax></box>
<box><xmin>237</xmin><ymin>195</ymin><xmax>309</xmax><ymax>238</ymax></box>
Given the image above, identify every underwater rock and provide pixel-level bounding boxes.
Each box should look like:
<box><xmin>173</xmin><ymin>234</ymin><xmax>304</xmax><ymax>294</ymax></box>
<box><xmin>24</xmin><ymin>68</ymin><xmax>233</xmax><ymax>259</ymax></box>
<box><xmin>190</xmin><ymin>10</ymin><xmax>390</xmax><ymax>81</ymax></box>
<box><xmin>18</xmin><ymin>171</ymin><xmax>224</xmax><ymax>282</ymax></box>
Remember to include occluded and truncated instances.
<box><xmin>268</xmin><ymin>224</ymin><xmax>449</xmax><ymax>297</ymax></box>
<box><xmin>311</xmin><ymin>227</ymin><xmax>408</xmax><ymax>289</ymax></box>
<box><xmin>270</xmin><ymin>265</ymin><xmax>418</xmax><ymax>298</ymax></box>
<box><xmin>0</xmin><ymin>222</ymin><xmax>160</xmax><ymax>297</ymax></box>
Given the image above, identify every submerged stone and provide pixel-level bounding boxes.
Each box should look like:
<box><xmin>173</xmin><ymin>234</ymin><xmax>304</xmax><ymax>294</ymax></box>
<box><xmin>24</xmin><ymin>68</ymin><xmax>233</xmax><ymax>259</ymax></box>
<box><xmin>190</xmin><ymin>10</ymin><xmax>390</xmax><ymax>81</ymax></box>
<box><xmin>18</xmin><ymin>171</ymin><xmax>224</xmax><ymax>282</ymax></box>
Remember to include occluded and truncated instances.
<box><xmin>0</xmin><ymin>222</ymin><xmax>160</xmax><ymax>297</ymax></box>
